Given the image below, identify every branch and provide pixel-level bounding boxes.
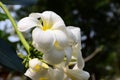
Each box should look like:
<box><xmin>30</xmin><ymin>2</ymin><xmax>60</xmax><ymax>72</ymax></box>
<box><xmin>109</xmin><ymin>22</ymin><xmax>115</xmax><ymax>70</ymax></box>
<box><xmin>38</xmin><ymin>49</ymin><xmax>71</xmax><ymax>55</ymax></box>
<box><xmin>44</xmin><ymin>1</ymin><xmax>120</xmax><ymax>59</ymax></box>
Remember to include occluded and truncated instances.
<box><xmin>0</xmin><ymin>2</ymin><xmax>30</xmax><ymax>52</ymax></box>
<box><xmin>84</xmin><ymin>46</ymin><xmax>103</xmax><ymax>62</ymax></box>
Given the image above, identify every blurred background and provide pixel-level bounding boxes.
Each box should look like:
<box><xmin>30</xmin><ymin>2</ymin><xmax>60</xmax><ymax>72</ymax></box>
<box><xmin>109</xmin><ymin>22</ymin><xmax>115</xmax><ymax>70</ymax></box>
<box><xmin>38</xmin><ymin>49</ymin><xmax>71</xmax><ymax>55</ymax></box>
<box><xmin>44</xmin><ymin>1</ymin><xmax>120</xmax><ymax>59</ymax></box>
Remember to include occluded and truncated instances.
<box><xmin>0</xmin><ymin>0</ymin><xmax>120</xmax><ymax>80</ymax></box>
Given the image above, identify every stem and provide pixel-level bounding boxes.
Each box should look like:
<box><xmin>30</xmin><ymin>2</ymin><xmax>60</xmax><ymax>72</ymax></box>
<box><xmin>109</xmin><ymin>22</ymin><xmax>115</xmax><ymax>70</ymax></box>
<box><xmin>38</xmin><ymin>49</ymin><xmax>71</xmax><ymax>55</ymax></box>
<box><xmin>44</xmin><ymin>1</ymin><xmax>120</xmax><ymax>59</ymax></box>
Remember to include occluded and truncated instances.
<box><xmin>0</xmin><ymin>2</ymin><xmax>30</xmax><ymax>52</ymax></box>
<box><xmin>84</xmin><ymin>45</ymin><xmax>103</xmax><ymax>62</ymax></box>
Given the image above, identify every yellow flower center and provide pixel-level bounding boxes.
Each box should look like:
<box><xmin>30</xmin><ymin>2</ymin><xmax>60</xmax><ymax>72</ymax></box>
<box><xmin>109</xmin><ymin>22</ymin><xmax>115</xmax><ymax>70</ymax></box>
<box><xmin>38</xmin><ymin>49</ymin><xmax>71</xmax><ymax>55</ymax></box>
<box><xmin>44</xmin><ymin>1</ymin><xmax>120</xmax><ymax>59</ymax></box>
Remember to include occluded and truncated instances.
<box><xmin>34</xmin><ymin>64</ymin><xmax>41</xmax><ymax>72</ymax></box>
<box><xmin>39</xmin><ymin>78</ymin><xmax>48</xmax><ymax>80</ymax></box>
<box><xmin>42</xmin><ymin>26</ymin><xmax>51</xmax><ymax>31</ymax></box>
<box><xmin>54</xmin><ymin>41</ymin><xmax>62</xmax><ymax>49</ymax></box>
<box><xmin>39</xmin><ymin>18</ymin><xmax>51</xmax><ymax>31</ymax></box>
<box><xmin>30</xmin><ymin>62</ymin><xmax>49</xmax><ymax>72</ymax></box>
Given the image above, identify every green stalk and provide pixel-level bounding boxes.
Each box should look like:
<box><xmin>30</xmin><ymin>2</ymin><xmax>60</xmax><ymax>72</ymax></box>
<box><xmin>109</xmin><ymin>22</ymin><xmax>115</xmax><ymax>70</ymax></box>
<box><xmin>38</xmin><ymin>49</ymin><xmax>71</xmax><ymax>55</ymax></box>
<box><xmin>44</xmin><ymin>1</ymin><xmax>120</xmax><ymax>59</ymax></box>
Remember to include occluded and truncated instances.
<box><xmin>0</xmin><ymin>2</ymin><xmax>30</xmax><ymax>52</ymax></box>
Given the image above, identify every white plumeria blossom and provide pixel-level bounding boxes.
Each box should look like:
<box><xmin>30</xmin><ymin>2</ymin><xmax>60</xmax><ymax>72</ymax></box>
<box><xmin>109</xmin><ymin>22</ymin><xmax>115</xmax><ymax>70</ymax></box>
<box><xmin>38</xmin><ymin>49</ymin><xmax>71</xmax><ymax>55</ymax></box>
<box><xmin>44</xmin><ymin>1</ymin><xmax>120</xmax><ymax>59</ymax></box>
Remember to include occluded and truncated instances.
<box><xmin>25</xmin><ymin>58</ymin><xmax>64</xmax><ymax>80</ymax></box>
<box><xmin>64</xmin><ymin>64</ymin><xmax>90</xmax><ymax>80</ymax></box>
<box><xmin>63</xmin><ymin>26</ymin><xmax>90</xmax><ymax>80</ymax></box>
<box><xmin>66</xmin><ymin>26</ymin><xmax>84</xmax><ymax>69</ymax></box>
<box><xmin>25</xmin><ymin>58</ymin><xmax>89</xmax><ymax>80</ymax></box>
<box><xmin>18</xmin><ymin>11</ymin><xmax>71</xmax><ymax>65</ymax></box>
<box><xmin>18</xmin><ymin>11</ymin><xmax>90</xmax><ymax>80</ymax></box>
<box><xmin>24</xmin><ymin>58</ymin><xmax>49</xmax><ymax>80</ymax></box>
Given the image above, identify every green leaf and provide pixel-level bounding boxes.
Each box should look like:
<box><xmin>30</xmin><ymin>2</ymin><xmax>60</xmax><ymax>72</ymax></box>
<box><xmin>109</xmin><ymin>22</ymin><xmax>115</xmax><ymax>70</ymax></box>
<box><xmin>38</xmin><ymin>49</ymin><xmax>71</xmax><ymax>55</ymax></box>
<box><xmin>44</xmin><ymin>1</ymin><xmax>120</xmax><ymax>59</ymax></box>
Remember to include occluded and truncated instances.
<box><xmin>0</xmin><ymin>13</ymin><xmax>8</xmax><ymax>21</ymax></box>
<box><xmin>0</xmin><ymin>38</ymin><xmax>24</xmax><ymax>72</ymax></box>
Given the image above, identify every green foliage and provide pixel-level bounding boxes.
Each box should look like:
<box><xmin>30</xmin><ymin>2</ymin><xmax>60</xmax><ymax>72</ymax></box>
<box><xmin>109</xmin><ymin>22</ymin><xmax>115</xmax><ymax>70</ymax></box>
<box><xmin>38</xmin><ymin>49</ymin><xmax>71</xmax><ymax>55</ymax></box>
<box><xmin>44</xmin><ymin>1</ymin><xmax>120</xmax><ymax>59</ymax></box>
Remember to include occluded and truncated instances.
<box><xmin>0</xmin><ymin>12</ymin><xmax>7</xmax><ymax>21</ymax></box>
<box><xmin>0</xmin><ymin>38</ymin><xmax>24</xmax><ymax>72</ymax></box>
<box><xmin>22</xmin><ymin>44</ymin><xmax>43</xmax><ymax>68</ymax></box>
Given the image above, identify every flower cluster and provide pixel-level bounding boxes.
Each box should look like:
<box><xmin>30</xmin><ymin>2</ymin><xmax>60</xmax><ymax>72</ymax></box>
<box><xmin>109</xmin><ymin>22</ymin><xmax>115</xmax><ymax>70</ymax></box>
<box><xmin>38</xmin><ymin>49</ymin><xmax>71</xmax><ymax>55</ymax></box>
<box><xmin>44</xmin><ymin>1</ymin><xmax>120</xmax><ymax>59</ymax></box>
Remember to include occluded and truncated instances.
<box><xmin>17</xmin><ymin>11</ymin><xmax>90</xmax><ymax>80</ymax></box>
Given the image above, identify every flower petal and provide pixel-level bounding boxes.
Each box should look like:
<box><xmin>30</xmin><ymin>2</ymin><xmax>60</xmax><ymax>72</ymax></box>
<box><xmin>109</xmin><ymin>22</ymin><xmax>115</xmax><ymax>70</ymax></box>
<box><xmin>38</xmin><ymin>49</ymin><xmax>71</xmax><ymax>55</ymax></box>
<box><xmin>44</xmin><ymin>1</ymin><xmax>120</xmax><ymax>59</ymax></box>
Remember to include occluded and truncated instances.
<box><xmin>32</xmin><ymin>28</ymin><xmax>55</xmax><ymax>53</ymax></box>
<box><xmin>67</xmin><ymin>26</ymin><xmax>82</xmax><ymax>48</ymax></box>
<box><xmin>66</xmin><ymin>27</ymin><xmax>76</xmax><ymax>45</ymax></box>
<box><xmin>17</xmin><ymin>17</ymin><xmax>39</xmax><ymax>32</ymax></box>
<box><xmin>65</xmin><ymin>68</ymin><xmax>90</xmax><ymax>80</ymax></box>
<box><xmin>29</xmin><ymin>58</ymin><xmax>49</xmax><ymax>70</ymax></box>
<box><xmin>47</xmin><ymin>68</ymin><xmax>55</xmax><ymax>80</ymax></box>
<box><xmin>73</xmin><ymin>44</ymin><xmax>85</xmax><ymax>69</ymax></box>
<box><xmin>25</xmin><ymin>58</ymin><xmax>50</xmax><ymax>80</ymax></box>
<box><xmin>41</xmin><ymin>11</ymin><xmax>66</xmax><ymax>30</ymax></box>
<box><xmin>53</xmin><ymin>30</ymin><xmax>68</xmax><ymax>48</ymax></box>
<box><xmin>54</xmin><ymin>68</ymin><xmax>64</xmax><ymax>80</ymax></box>
<box><xmin>64</xmin><ymin>47</ymin><xmax>72</xmax><ymax>66</ymax></box>
<box><xmin>29</xmin><ymin>13</ymin><xmax>41</xmax><ymax>19</ymax></box>
<box><xmin>24</xmin><ymin>68</ymin><xmax>48</xmax><ymax>80</ymax></box>
<box><xmin>67</xmin><ymin>26</ymin><xmax>84</xmax><ymax>69</ymax></box>
<box><xmin>48</xmin><ymin>68</ymin><xmax>64</xmax><ymax>80</ymax></box>
<box><xmin>43</xmin><ymin>46</ymin><xmax>65</xmax><ymax>65</ymax></box>
<box><xmin>29</xmin><ymin>58</ymin><xmax>41</xmax><ymax>68</ymax></box>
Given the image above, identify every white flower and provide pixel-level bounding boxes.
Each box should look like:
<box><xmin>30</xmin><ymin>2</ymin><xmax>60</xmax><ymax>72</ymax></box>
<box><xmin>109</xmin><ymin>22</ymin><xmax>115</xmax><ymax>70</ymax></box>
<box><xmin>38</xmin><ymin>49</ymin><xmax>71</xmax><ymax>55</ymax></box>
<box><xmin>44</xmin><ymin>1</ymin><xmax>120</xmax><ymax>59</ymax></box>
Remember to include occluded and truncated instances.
<box><xmin>24</xmin><ymin>58</ymin><xmax>49</xmax><ymax>80</ymax></box>
<box><xmin>18</xmin><ymin>11</ymin><xmax>90</xmax><ymax>80</ymax></box>
<box><xmin>17</xmin><ymin>11</ymin><xmax>70</xmax><ymax>65</ymax></box>
<box><xmin>25</xmin><ymin>58</ymin><xmax>64</xmax><ymax>80</ymax></box>
<box><xmin>66</xmin><ymin>26</ymin><xmax>84</xmax><ymax>69</ymax></box>
<box><xmin>64</xmin><ymin>65</ymin><xmax>90</xmax><ymax>80</ymax></box>
<box><xmin>64</xmin><ymin>26</ymin><xmax>90</xmax><ymax>80</ymax></box>
<box><xmin>48</xmin><ymin>67</ymin><xmax>64</xmax><ymax>80</ymax></box>
<box><xmin>53</xmin><ymin>63</ymin><xmax>90</xmax><ymax>80</ymax></box>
